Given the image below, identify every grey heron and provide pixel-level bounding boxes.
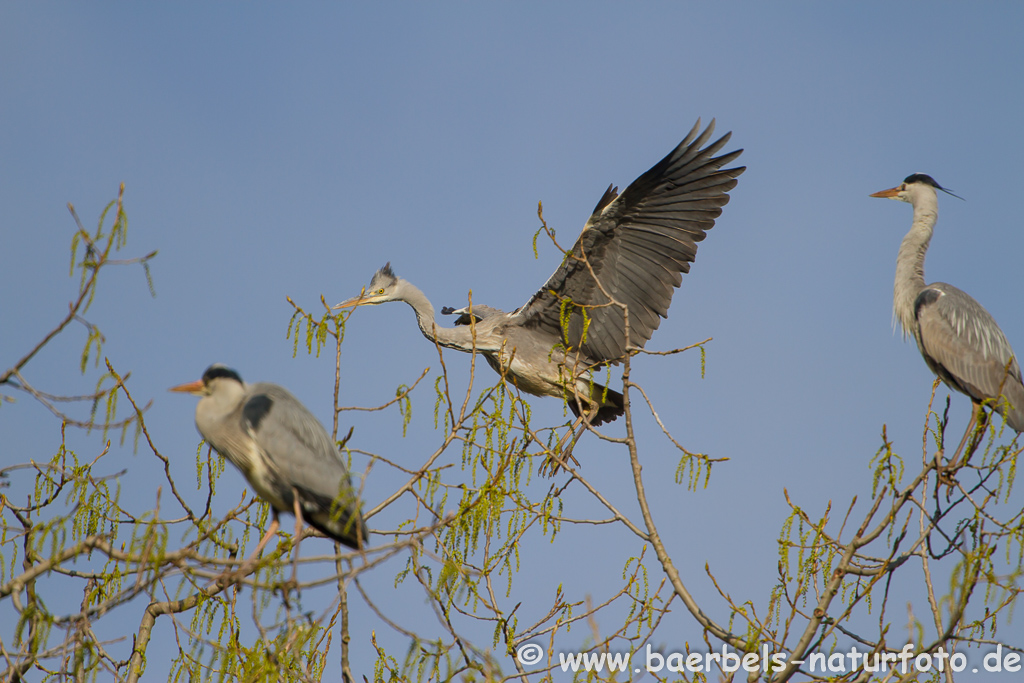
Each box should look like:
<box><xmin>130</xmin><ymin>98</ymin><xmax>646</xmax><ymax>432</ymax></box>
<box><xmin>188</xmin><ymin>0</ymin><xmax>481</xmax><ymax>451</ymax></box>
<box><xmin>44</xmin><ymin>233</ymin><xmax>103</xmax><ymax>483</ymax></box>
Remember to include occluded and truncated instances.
<box><xmin>871</xmin><ymin>174</ymin><xmax>1024</xmax><ymax>433</ymax></box>
<box><xmin>171</xmin><ymin>365</ymin><xmax>368</xmax><ymax>567</ymax></box>
<box><xmin>335</xmin><ymin>119</ymin><xmax>744</xmax><ymax>430</ymax></box>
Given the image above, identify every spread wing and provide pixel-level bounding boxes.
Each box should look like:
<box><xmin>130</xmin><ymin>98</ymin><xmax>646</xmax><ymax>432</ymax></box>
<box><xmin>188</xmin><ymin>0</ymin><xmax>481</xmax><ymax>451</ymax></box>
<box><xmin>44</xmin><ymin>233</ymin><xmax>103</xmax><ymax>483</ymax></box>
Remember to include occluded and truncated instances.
<box><xmin>510</xmin><ymin>119</ymin><xmax>744</xmax><ymax>364</ymax></box>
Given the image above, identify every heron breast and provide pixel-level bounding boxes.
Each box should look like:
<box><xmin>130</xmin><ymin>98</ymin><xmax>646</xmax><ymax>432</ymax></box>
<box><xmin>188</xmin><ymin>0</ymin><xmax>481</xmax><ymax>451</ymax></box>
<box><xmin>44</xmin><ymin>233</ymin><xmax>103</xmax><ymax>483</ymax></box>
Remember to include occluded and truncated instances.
<box><xmin>491</xmin><ymin>352</ymin><xmax>584</xmax><ymax>400</ymax></box>
<box><xmin>229</xmin><ymin>439</ymin><xmax>290</xmax><ymax>512</ymax></box>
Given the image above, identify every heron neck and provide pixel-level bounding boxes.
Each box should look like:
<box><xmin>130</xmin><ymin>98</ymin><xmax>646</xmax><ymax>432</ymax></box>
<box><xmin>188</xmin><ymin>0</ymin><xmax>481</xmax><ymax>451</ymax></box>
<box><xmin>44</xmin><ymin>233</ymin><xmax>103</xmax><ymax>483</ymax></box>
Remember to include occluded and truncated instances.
<box><xmin>399</xmin><ymin>281</ymin><xmax>471</xmax><ymax>350</ymax></box>
<box><xmin>893</xmin><ymin>198</ymin><xmax>936</xmax><ymax>338</ymax></box>
<box><xmin>196</xmin><ymin>381</ymin><xmax>247</xmax><ymax>447</ymax></box>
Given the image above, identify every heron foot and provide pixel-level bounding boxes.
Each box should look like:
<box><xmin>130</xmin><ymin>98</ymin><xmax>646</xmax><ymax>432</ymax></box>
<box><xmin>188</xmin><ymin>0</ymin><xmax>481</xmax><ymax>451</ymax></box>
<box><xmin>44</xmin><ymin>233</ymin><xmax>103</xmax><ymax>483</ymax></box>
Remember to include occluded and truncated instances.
<box><xmin>217</xmin><ymin>562</ymin><xmax>255</xmax><ymax>588</ymax></box>
<box><xmin>538</xmin><ymin>448</ymin><xmax>580</xmax><ymax>477</ymax></box>
<box><xmin>538</xmin><ymin>417</ymin><xmax>588</xmax><ymax>476</ymax></box>
<box><xmin>276</xmin><ymin>577</ymin><xmax>300</xmax><ymax>608</ymax></box>
<box><xmin>936</xmin><ymin>461</ymin><xmax>959</xmax><ymax>488</ymax></box>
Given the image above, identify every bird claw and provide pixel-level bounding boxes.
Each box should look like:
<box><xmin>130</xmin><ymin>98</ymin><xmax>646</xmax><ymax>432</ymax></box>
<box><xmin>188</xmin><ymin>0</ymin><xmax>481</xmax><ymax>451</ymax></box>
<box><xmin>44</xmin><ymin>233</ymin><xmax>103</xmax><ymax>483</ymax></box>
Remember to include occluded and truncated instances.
<box><xmin>937</xmin><ymin>462</ymin><xmax>959</xmax><ymax>486</ymax></box>
<box><xmin>217</xmin><ymin>565</ymin><xmax>252</xmax><ymax>588</ymax></box>
<box><xmin>538</xmin><ymin>448</ymin><xmax>580</xmax><ymax>477</ymax></box>
<box><xmin>277</xmin><ymin>578</ymin><xmax>300</xmax><ymax>607</ymax></box>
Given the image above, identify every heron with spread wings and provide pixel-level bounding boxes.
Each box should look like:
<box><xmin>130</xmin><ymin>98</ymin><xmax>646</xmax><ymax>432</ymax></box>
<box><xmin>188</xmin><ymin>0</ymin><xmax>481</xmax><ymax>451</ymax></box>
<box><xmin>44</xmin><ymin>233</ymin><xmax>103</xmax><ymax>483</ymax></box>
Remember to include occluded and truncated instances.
<box><xmin>336</xmin><ymin>119</ymin><xmax>744</xmax><ymax>440</ymax></box>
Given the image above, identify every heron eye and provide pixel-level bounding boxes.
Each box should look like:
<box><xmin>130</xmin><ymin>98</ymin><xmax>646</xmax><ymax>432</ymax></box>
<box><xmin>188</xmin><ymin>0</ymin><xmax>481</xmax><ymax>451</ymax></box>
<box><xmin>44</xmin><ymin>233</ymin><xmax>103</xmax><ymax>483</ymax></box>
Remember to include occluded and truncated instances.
<box><xmin>377</xmin><ymin>288</ymin><xmax>385</xmax><ymax>294</ymax></box>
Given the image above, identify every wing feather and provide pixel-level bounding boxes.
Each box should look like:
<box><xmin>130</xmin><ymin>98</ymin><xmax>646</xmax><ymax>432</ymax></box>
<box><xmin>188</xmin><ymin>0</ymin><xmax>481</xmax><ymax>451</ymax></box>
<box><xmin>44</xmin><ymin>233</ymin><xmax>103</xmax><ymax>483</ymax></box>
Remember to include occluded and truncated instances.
<box><xmin>244</xmin><ymin>383</ymin><xmax>368</xmax><ymax>547</ymax></box>
<box><xmin>513</xmin><ymin>119</ymin><xmax>744</xmax><ymax>363</ymax></box>
<box><xmin>915</xmin><ymin>285</ymin><xmax>1024</xmax><ymax>422</ymax></box>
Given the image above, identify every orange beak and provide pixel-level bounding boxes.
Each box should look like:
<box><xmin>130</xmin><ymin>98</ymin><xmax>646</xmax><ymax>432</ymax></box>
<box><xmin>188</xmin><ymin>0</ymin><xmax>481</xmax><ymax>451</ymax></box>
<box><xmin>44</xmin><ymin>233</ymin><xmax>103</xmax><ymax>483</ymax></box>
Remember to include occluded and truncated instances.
<box><xmin>869</xmin><ymin>186</ymin><xmax>901</xmax><ymax>199</ymax></box>
<box><xmin>169</xmin><ymin>379</ymin><xmax>205</xmax><ymax>395</ymax></box>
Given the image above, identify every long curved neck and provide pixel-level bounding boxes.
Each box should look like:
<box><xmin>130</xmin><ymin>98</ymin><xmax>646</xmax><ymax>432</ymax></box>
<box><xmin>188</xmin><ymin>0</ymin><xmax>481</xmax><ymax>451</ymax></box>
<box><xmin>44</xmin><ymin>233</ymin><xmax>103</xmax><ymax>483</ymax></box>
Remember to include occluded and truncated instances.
<box><xmin>893</xmin><ymin>192</ymin><xmax>937</xmax><ymax>338</ymax></box>
<box><xmin>397</xmin><ymin>280</ymin><xmax>476</xmax><ymax>351</ymax></box>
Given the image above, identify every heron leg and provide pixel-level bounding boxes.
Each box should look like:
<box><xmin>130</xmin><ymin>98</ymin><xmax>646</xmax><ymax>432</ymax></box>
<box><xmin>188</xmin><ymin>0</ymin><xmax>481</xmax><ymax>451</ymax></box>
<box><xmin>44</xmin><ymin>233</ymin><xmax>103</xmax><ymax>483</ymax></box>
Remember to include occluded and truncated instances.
<box><xmin>541</xmin><ymin>414</ymin><xmax>584</xmax><ymax>475</ymax></box>
<box><xmin>221</xmin><ymin>511</ymin><xmax>281</xmax><ymax>584</ymax></box>
<box><xmin>561</xmin><ymin>414</ymin><xmax>590</xmax><ymax>463</ymax></box>
<box><xmin>541</xmin><ymin>396</ymin><xmax>599</xmax><ymax>476</ymax></box>
<box><xmin>947</xmin><ymin>401</ymin><xmax>987</xmax><ymax>478</ymax></box>
<box><xmin>965</xmin><ymin>403</ymin><xmax>990</xmax><ymax>462</ymax></box>
<box><xmin>289</xmin><ymin>488</ymin><xmax>305</xmax><ymax>591</ymax></box>
<box><xmin>248</xmin><ymin>512</ymin><xmax>281</xmax><ymax>564</ymax></box>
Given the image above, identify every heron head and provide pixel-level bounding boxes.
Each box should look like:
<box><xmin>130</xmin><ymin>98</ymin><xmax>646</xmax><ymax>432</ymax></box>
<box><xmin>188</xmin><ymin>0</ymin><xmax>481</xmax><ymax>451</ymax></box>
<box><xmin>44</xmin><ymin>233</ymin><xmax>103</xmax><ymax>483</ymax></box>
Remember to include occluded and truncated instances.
<box><xmin>170</xmin><ymin>365</ymin><xmax>244</xmax><ymax>396</ymax></box>
<box><xmin>870</xmin><ymin>174</ymin><xmax>962</xmax><ymax>204</ymax></box>
<box><xmin>333</xmin><ymin>262</ymin><xmax>402</xmax><ymax>310</ymax></box>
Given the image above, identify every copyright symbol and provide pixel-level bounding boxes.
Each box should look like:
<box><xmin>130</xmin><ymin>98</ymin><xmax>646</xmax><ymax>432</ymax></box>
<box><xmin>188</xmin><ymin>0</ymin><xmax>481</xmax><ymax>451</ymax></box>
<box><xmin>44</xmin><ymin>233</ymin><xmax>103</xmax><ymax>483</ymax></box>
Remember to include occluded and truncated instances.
<box><xmin>516</xmin><ymin>642</ymin><xmax>544</xmax><ymax>665</ymax></box>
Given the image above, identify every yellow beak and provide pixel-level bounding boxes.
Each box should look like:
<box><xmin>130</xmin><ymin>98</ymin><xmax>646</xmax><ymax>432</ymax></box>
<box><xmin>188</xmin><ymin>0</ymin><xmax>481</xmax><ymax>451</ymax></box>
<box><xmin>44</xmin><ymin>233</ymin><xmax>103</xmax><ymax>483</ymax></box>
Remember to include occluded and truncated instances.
<box><xmin>332</xmin><ymin>289</ymin><xmax>383</xmax><ymax>310</ymax></box>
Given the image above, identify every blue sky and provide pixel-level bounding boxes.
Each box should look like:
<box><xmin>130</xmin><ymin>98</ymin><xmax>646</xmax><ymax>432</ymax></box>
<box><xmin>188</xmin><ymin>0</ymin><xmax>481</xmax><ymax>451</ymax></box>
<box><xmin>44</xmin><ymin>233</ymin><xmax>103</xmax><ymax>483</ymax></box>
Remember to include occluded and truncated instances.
<box><xmin>3</xmin><ymin>3</ymin><xmax>1023</xmax><ymax>679</ymax></box>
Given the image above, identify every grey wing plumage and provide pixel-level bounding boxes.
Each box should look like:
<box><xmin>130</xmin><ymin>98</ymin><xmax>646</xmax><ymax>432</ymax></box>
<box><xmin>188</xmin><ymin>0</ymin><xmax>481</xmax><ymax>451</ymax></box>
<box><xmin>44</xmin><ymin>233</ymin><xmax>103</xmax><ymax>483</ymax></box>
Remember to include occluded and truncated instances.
<box><xmin>442</xmin><ymin>304</ymin><xmax>507</xmax><ymax>326</ymax></box>
<box><xmin>511</xmin><ymin>119</ymin><xmax>745</xmax><ymax>364</ymax></box>
<box><xmin>243</xmin><ymin>383</ymin><xmax>368</xmax><ymax>548</ymax></box>
<box><xmin>914</xmin><ymin>284</ymin><xmax>1024</xmax><ymax>430</ymax></box>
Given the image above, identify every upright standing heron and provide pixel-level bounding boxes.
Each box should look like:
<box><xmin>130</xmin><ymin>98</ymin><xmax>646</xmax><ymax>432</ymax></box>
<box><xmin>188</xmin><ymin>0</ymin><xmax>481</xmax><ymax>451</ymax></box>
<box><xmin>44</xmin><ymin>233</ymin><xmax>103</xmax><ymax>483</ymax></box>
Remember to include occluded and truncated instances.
<box><xmin>871</xmin><ymin>174</ymin><xmax>1024</xmax><ymax>433</ymax></box>
<box><xmin>335</xmin><ymin>119</ymin><xmax>744</xmax><ymax>431</ymax></box>
<box><xmin>171</xmin><ymin>365</ymin><xmax>368</xmax><ymax>569</ymax></box>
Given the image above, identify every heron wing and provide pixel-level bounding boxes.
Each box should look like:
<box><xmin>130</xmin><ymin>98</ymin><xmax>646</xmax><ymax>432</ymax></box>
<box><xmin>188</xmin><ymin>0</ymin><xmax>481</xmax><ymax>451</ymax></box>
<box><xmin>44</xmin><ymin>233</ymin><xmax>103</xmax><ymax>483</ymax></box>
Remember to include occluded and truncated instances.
<box><xmin>243</xmin><ymin>383</ymin><xmax>366</xmax><ymax>544</ymax></box>
<box><xmin>442</xmin><ymin>304</ymin><xmax>507</xmax><ymax>326</ymax></box>
<box><xmin>914</xmin><ymin>284</ymin><xmax>1024</xmax><ymax>408</ymax></box>
<box><xmin>511</xmin><ymin>119</ymin><xmax>744</xmax><ymax>363</ymax></box>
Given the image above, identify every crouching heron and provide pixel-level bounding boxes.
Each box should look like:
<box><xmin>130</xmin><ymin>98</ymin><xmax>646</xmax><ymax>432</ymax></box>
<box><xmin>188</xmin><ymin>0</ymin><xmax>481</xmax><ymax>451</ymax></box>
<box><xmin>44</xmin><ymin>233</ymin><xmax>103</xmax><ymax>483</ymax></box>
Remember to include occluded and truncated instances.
<box><xmin>171</xmin><ymin>365</ymin><xmax>368</xmax><ymax>573</ymax></box>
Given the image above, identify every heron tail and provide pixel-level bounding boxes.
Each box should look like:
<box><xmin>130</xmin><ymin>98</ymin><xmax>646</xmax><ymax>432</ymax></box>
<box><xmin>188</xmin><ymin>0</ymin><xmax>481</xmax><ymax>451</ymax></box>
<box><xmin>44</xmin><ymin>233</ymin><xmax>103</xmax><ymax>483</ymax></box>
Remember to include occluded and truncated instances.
<box><xmin>296</xmin><ymin>487</ymin><xmax>369</xmax><ymax>550</ymax></box>
<box><xmin>568</xmin><ymin>382</ymin><xmax>624</xmax><ymax>426</ymax></box>
<box><xmin>999</xmin><ymin>378</ymin><xmax>1024</xmax><ymax>434</ymax></box>
<box><xmin>308</xmin><ymin>509</ymin><xmax>369</xmax><ymax>550</ymax></box>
